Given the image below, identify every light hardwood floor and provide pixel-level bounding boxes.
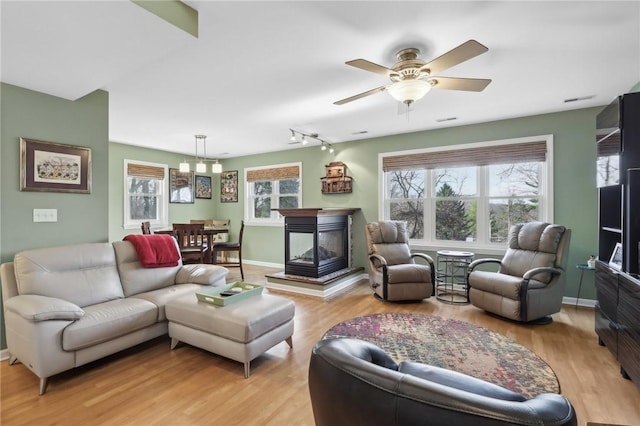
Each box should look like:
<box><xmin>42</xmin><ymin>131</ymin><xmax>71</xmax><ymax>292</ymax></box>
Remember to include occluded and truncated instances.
<box><xmin>2</xmin><ymin>264</ymin><xmax>639</xmax><ymax>425</ymax></box>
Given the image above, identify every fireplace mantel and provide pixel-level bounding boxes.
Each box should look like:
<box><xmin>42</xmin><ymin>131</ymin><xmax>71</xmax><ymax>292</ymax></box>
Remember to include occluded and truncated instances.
<box><xmin>274</xmin><ymin>207</ymin><xmax>360</xmax><ymax>217</ymax></box>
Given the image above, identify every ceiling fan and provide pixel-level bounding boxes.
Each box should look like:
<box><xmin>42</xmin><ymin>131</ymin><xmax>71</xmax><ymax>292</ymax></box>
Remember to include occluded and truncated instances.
<box><xmin>334</xmin><ymin>40</ymin><xmax>491</xmax><ymax>106</ymax></box>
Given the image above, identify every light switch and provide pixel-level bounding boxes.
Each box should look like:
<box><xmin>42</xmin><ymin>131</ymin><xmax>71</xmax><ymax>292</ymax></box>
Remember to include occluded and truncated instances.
<box><xmin>33</xmin><ymin>209</ymin><xmax>58</xmax><ymax>222</ymax></box>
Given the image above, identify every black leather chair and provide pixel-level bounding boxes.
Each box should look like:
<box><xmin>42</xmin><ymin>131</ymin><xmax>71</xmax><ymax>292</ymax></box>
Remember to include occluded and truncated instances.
<box><xmin>308</xmin><ymin>337</ymin><xmax>577</xmax><ymax>426</ymax></box>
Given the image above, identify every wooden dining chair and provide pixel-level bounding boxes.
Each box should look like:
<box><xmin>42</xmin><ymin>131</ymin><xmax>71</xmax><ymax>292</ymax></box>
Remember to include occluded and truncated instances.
<box><xmin>211</xmin><ymin>220</ymin><xmax>244</xmax><ymax>280</ymax></box>
<box><xmin>141</xmin><ymin>221</ymin><xmax>151</xmax><ymax>234</ymax></box>
<box><xmin>172</xmin><ymin>223</ymin><xmax>209</xmax><ymax>264</ymax></box>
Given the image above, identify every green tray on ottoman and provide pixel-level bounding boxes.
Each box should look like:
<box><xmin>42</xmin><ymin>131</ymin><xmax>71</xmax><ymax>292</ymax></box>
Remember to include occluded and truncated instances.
<box><xmin>196</xmin><ymin>282</ymin><xmax>264</xmax><ymax>306</ymax></box>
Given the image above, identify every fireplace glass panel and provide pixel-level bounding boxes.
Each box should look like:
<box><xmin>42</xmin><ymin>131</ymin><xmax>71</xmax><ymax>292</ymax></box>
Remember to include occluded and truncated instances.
<box><xmin>289</xmin><ymin>232</ymin><xmax>314</xmax><ymax>264</ymax></box>
<box><xmin>319</xmin><ymin>230</ymin><xmax>343</xmax><ymax>262</ymax></box>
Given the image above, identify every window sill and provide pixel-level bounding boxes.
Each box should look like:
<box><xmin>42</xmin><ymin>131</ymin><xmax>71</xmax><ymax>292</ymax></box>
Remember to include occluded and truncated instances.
<box><xmin>410</xmin><ymin>241</ymin><xmax>506</xmax><ymax>257</ymax></box>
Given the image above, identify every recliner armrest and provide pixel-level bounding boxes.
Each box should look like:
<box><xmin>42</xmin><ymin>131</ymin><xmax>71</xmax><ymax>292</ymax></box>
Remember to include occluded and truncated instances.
<box><xmin>523</xmin><ymin>266</ymin><xmax>562</xmax><ymax>281</ymax></box>
<box><xmin>468</xmin><ymin>258</ymin><xmax>502</xmax><ymax>272</ymax></box>
<box><xmin>369</xmin><ymin>254</ymin><xmax>388</xmax><ymax>268</ymax></box>
<box><xmin>411</xmin><ymin>252</ymin><xmax>434</xmax><ymax>268</ymax></box>
<box><xmin>5</xmin><ymin>294</ymin><xmax>84</xmax><ymax>321</ymax></box>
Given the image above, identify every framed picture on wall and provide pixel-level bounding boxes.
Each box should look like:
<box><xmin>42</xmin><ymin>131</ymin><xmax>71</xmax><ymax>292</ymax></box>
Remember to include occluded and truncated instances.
<box><xmin>609</xmin><ymin>242</ymin><xmax>623</xmax><ymax>270</ymax></box>
<box><xmin>220</xmin><ymin>170</ymin><xmax>238</xmax><ymax>203</ymax></box>
<box><xmin>169</xmin><ymin>168</ymin><xmax>194</xmax><ymax>203</ymax></box>
<box><xmin>20</xmin><ymin>137</ymin><xmax>92</xmax><ymax>193</ymax></box>
<box><xmin>195</xmin><ymin>175</ymin><xmax>212</xmax><ymax>199</ymax></box>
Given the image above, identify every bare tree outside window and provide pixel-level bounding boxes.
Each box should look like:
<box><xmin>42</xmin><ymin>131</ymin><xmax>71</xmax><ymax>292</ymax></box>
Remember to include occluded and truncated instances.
<box><xmin>388</xmin><ymin>170</ymin><xmax>424</xmax><ymax>238</ymax></box>
<box><xmin>128</xmin><ymin>177</ymin><xmax>159</xmax><ymax>220</ymax></box>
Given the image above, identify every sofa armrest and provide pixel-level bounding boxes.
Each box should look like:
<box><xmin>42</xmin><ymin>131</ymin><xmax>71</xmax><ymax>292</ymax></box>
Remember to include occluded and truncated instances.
<box><xmin>5</xmin><ymin>295</ymin><xmax>84</xmax><ymax>321</ymax></box>
<box><xmin>175</xmin><ymin>264</ymin><xmax>228</xmax><ymax>285</ymax></box>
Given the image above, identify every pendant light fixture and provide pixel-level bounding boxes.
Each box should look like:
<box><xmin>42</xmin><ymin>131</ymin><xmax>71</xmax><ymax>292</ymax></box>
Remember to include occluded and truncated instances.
<box><xmin>179</xmin><ymin>135</ymin><xmax>222</xmax><ymax>174</ymax></box>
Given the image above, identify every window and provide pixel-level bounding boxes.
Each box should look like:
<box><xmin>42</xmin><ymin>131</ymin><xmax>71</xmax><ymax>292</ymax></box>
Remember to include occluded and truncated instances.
<box><xmin>381</xmin><ymin>136</ymin><xmax>552</xmax><ymax>252</ymax></box>
<box><xmin>123</xmin><ymin>160</ymin><xmax>168</xmax><ymax>230</ymax></box>
<box><xmin>245</xmin><ymin>162</ymin><xmax>302</xmax><ymax>225</ymax></box>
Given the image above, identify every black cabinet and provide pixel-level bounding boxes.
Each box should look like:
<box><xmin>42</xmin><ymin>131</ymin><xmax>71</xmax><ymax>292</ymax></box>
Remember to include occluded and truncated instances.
<box><xmin>596</xmin><ymin>92</ymin><xmax>640</xmax><ymax>274</ymax></box>
<box><xmin>595</xmin><ymin>91</ymin><xmax>640</xmax><ymax>388</ymax></box>
<box><xmin>596</xmin><ymin>262</ymin><xmax>640</xmax><ymax>385</ymax></box>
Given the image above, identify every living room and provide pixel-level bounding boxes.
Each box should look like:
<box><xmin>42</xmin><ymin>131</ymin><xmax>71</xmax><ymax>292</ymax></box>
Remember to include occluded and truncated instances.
<box><xmin>2</xmin><ymin>1</ymin><xmax>640</xmax><ymax>425</ymax></box>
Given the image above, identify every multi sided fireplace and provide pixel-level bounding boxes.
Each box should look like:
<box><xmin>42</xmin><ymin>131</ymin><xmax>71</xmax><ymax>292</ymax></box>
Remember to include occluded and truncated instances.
<box><xmin>275</xmin><ymin>208</ymin><xmax>359</xmax><ymax>278</ymax></box>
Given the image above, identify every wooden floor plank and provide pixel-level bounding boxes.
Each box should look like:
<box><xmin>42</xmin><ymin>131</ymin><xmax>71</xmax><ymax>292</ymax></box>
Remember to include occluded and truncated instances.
<box><xmin>1</xmin><ymin>265</ymin><xmax>639</xmax><ymax>425</ymax></box>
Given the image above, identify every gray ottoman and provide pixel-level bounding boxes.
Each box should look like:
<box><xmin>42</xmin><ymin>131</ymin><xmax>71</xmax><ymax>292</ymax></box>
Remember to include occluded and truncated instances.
<box><xmin>165</xmin><ymin>292</ymin><xmax>294</xmax><ymax>378</ymax></box>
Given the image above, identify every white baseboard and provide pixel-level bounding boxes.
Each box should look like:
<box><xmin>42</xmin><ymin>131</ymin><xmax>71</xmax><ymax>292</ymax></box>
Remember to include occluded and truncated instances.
<box><xmin>243</xmin><ymin>259</ymin><xmax>283</xmax><ymax>269</ymax></box>
<box><xmin>562</xmin><ymin>296</ymin><xmax>596</xmax><ymax>308</ymax></box>
<box><xmin>1</xmin><ymin>348</ymin><xmax>9</xmax><ymax>362</ymax></box>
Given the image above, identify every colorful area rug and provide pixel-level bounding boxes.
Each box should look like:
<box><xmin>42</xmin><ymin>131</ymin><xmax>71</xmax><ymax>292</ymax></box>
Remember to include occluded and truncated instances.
<box><xmin>322</xmin><ymin>313</ymin><xmax>559</xmax><ymax>399</ymax></box>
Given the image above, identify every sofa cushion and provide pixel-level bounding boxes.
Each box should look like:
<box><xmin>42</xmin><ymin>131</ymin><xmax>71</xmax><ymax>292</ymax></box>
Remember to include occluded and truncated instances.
<box><xmin>14</xmin><ymin>243</ymin><xmax>124</xmax><ymax>308</ymax></box>
<box><xmin>130</xmin><ymin>283</ymin><xmax>204</xmax><ymax>321</ymax></box>
<box><xmin>113</xmin><ymin>240</ymin><xmax>182</xmax><ymax>296</ymax></box>
<box><xmin>62</xmin><ymin>298</ymin><xmax>158</xmax><ymax>351</ymax></box>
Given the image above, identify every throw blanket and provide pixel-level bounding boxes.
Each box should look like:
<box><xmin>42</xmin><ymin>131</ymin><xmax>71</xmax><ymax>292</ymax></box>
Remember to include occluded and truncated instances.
<box><xmin>123</xmin><ymin>234</ymin><xmax>180</xmax><ymax>268</ymax></box>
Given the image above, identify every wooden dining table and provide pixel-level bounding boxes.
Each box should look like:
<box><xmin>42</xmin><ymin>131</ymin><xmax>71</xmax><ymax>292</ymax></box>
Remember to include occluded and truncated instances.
<box><xmin>154</xmin><ymin>226</ymin><xmax>229</xmax><ymax>263</ymax></box>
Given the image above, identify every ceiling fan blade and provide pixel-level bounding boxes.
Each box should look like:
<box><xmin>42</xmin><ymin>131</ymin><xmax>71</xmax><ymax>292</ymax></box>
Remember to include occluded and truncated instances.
<box><xmin>334</xmin><ymin>86</ymin><xmax>387</xmax><ymax>105</ymax></box>
<box><xmin>428</xmin><ymin>77</ymin><xmax>491</xmax><ymax>92</ymax></box>
<box><xmin>346</xmin><ymin>59</ymin><xmax>395</xmax><ymax>76</ymax></box>
<box><xmin>420</xmin><ymin>40</ymin><xmax>488</xmax><ymax>75</ymax></box>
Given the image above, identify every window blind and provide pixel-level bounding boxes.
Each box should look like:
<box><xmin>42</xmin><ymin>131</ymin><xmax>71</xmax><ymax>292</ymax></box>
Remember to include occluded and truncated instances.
<box><xmin>246</xmin><ymin>165</ymin><xmax>300</xmax><ymax>182</ymax></box>
<box><xmin>382</xmin><ymin>140</ymin><xmax>547</xmax><ymax>171</ymax></box>
<box><xmin>127</xmin><ymin>163</ymin><xmax>165</xmax><ymax>180</ymax></box>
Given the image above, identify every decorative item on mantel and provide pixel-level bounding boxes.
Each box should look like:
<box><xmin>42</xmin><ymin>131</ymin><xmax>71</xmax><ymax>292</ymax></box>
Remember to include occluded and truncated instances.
<box><xmin>321</xmin><ymin>161</ymin><xmax>353</xmax><ymax>194</ymax></box>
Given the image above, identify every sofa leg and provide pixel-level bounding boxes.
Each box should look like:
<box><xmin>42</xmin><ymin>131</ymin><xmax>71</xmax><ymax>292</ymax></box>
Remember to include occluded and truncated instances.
<box><xmin>9</xmin><ymin>355</ymin><xmax>19</xmax><ymax>365</ymax></box>
<box><xmin>285</xmin><ymin>336</ymin><xmax>293</xmax><ymax>348</ymax></box>
<box><xmin>170</xmin><ymin>338</ymin><xmax>180</xmax><ymax>350</ymax></box>
<box><xmin>39</xmin><ymin>377</ymin><xmax>49</xmax><ymax>395</ymax></box>
<box><xmin>244</xmin><ymin>362</ymin><xmax>250</xmax><ymax>379</ymax></box>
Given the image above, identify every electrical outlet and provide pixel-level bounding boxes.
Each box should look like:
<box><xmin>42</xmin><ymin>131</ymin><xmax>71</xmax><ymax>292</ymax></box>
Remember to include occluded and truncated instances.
<box><xmin>33</xmin><ymin>209</ymin><xmax>58</xmax><ymax>222</ymax></box>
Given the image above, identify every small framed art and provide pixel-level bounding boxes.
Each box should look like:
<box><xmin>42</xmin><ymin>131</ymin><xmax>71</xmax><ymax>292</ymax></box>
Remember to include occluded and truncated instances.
<box><xmin>220</xmin><ymin>170</ymin><xmax>238</xmax><ymax>203</ymax></box>
<box><xmin>609</xmin><ymin>242</ymin><xmax>623</xmax><ymax>270</ymax></box>
<box><xmin>195</xmin><ymin>175</ymin><xmax>212</xmax><ymax>199</ymax></box>
<box><xmin>20</xmin><ymin>137</ymin><xmax>92</xmax><ymax>193</ymax></box>
<box><xmin>169</xmin><ymin>168</ymin><xmax>194</xmax><ymax>203</ymax></box>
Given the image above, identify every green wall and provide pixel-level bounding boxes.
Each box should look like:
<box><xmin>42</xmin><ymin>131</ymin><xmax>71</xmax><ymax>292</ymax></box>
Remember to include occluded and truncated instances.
<box><xmin>214</xmin><ymin>108</ymin><xmax>600</xmax><ymax>302</ymax></box>
<box><xmin>0</xmin><ymin>81</ymin><xmax>605</xmax><ymax>351</ymax></box>
<box><xmin>0</xmin><ymin>83</ymin><xmax>110</xmax><ymax>348</ymax></box>
<box><xmin>108</xmin><ymin>142</ymin><xmax>217</xmax><ymax>241</ymax></box>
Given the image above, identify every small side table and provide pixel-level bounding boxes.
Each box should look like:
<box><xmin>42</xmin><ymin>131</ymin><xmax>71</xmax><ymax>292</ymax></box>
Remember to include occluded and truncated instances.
<box><xmin>436</xmin><ymin>250</ymin><xmax>474</xmax><ymax>304</ymax></box>
<box><xmin>575</xmin><ymin>264</ymin><xmax>595</xmax><ymax>308</ymax></box>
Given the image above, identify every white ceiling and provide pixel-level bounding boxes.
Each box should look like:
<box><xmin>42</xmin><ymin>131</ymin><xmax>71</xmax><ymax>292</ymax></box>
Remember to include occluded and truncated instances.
<box><xmin>2</xmin><ymin>1</ymin><xmax>639</xmax><ymax>159</ymax></box>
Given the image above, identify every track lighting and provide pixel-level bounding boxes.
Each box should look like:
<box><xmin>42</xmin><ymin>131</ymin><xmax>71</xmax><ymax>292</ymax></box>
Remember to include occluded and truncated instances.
<box><xmin>288</xmin><ymin>129</ymin><xmax>335</xmax><ymax>154</ymax></box>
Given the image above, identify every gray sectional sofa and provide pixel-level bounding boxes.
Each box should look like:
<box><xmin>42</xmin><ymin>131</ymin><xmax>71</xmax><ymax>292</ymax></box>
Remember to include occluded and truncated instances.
<box><xmin>0</xmin><ymin>240</ymin><xmax>229</xmax><ymax>394</ymax></box>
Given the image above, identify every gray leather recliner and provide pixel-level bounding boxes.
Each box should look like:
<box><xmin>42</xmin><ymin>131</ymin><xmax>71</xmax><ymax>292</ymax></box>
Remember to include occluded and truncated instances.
<box><xmin>308</xmin><ymin>337</ymin><xmax>577</xmax><ymax>426</ymax></box>
<box><xmin>467</xmin><ymin>222</ymin><xmax>571</xmax><ymax>323</ymax></box>
<box><xmin>364</xmin><ymin>221</ymin><xmax>435</xmax><ymax>301</ymax></box>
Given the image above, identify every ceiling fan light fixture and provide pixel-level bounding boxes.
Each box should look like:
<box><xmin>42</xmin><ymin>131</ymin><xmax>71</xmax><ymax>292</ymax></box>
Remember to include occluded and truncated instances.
<box><xmin>387</xmin><ymin>79</ymin><xmax>432</xmax><ymax>105</ymax></box>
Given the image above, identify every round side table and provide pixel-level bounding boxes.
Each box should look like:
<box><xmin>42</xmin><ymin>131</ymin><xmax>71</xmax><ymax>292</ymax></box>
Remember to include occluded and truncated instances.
<box><xmin>436</xmin><ymin>250</ymin><xmax>474</xmax><ymax>304</ymax></box>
